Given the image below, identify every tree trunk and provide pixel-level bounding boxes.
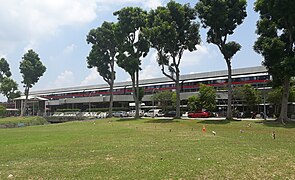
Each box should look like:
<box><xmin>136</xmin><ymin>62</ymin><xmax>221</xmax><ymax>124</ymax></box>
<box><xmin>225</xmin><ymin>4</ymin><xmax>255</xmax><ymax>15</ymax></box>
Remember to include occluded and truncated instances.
<box><xmin>135</xmin><ymin>70</ymin><xmax>140</xmax><ymax>119</ymax></box>
<box><xmin>131</xmin><ymin>73</ymin><xmax>139</xmax><ymax>119</ymax></box>
<box><xmin>108</xmin><ymin>60</ymin><xmax>115</xmax><ymax>118</ymax></box>
<box><xmin>175</xmin><ymin>70</ymin><xmax>181</xmax><ymax>119</ymax></box>
<box><xmin>226</xmin><ymin>60</ymin><xmax>233</xmax><ymax>120</ymax></box>
<box><xmin>20</xmin><ymin>86</ymin><xmax>29</xmax><ymax>117</ymax></box>
<box><xmin>278</xmin><ymin>77</ymin><xmax>290</xmax><ymax>124</ymax></box>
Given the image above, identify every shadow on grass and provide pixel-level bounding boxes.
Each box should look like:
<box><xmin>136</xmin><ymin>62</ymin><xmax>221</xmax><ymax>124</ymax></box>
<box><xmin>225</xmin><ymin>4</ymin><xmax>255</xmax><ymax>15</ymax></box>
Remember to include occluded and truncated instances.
<box><xmin>256</xmin><ymin>120</ymin><xmax>295</xmax><ymax>128</ymax></box>
<box><xmin>116</xmin><ymin>118</ymin><xmax>142</xmax><ymax>122</ymax></box>
<box><xmin>145</xmin><ymin>119</ymin><xmax>179</xmax><ymax>123</ymax></box>
<box><xmin>196</xmin><ymin>120</ymin><xmax>231</xmax><ymax>125</ymax></box>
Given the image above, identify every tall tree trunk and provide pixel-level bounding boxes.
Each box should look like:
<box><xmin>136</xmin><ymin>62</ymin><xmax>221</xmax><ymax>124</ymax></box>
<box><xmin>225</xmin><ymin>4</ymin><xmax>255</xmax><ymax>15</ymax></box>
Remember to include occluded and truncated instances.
<box><xmin>226</xmin><ymin>60</ymin><xmax>233</xmax><ymax>120</ymax></box>
<box><xmin>20</xmin><ymin>86</ymin><xmax>29</xmax><ymax>117</ymax></box>
<box><xmin>135</xmin><ymin>70</ymin><xmax>140</xmax><ymax>119</ymax></box>
<box><xmin>279</xmin><ymin>77</ymin><xmax>290</xmax><ymax>124</ymax></box>
<box><xmin>175</xmin><ymin>69</ymin><xmax>181</xmax><ymax>119</ymax></box>
<box><xmin>108</xmin><ymin>60</ymin><xmax>115</xmax><ymax>118</ymax></box>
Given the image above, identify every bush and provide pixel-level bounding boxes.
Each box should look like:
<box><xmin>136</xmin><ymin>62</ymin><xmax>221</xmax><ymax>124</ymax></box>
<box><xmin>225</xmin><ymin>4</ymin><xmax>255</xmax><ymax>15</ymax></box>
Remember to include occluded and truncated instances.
<box><xmin>0</xmin><ymin>105</ymin><xmax>6</xmax><ymax>117</ymax></box>
<box><xmin>0</xmin><ymin>116</ymin><xmax>48</xmax><ymax>128</ymax></box>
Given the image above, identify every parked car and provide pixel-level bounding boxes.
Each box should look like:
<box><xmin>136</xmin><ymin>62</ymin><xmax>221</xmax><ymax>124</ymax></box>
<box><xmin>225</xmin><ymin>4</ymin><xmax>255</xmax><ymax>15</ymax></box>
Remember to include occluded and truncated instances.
<box><xmin>127</xmin><ymin>110</ymin><xmax>145</xmax><ymax>117</ymax></box>
<box><xmin>113</xmin><ymin>111</ymin><xmax>128</xmax><ymax>118</ymax></box>
<box><xmin>145</xmin><ymin>109</ymin><xmax>164</xmax><ymax>117</ymax></box>
<box><xmin>164</xmin><ymin>111</ymin><xmax>176</xmax><ymax>117</ymax></box>
<box><xmin>188</xmin><ymin>111</ymin><xmax>210</xmax><ymax>118</ymax></box>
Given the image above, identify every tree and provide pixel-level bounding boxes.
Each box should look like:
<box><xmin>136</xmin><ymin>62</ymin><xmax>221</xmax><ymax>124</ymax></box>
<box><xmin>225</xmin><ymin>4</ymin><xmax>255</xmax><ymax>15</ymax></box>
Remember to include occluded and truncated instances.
<box><xmin>152</xmin><ymin>90</ymin><xmax>174</xmax><ymax>112</ymax></box>
<box><xmin>187</xmin><ymin>95</ymin><xmax>201</xmax><ymax>112</ymax></box>
<box><xmin>196</xmin><ymin>0</ymin><xmax>247</xmax><ymax>120</ymax></box>
<box><xmin>146</xmin><ymin>1</ymin><xmax>201</xmax><ymax>119</ymax></box>
<box><xmin>187</xmin><ymin>84</ymin><xmax>216</xmax><ymax>112</ymax></box>
<box><xmin>233</xmin><ymin>84</ymin><xmax>261</xmax><ymax>113</ymax></box>
<box><xmin>198</xmin><ymin>84</ymin><xmax>217</xmax><ymax>111</ymax></box>
<box><xmin>114</xmin><ymin>7</ymin><xmax>149</xmax><ymax>119</ymax></box>
<box><xmin>0</xmin><ymin>77</ymin><xmax>21</xmax><ymax>102</ymax></box>
<box><xmin>268</xmin><ymin>86</ymin><xmax>295</xmax><ymax>116</ymax></box>
<box><xmin>0</xmin><ymin>105</ymin><xmax>6</xmax><ymax>117</ymax></box>
<box><xmin>86</xmin><ymin>21</ymin><xmax>118</xmax><ymax>118</ymax></box>
<box><xmin>19</xmin><ymin>49</ymin><xmax>46</xmax><ymax>116</ymax></box>
<box><xmin>0</xmin><ymin>57</ymin><xmax>12</xmax><ymax>81</ymax></box>
<box><xmin>254</xmin><ymin>0</ymin><xmax>295</xmax><ymax>123</ymax></box>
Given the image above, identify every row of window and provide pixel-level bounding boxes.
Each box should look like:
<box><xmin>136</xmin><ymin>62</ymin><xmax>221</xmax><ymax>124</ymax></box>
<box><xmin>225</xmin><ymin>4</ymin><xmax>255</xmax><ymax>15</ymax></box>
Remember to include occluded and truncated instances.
<box><xmin>43</xmin><ymin>75</ymin><xmax>271</xmax><ymax>100</ymax></box>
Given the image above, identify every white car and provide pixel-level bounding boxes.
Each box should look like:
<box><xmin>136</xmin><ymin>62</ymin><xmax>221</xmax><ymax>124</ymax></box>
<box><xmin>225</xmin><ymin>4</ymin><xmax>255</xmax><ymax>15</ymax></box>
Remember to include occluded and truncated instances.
<box><xmin>146</xmin><ymin>109</ymin><xmax>164</xmax><ymax>117</ymax></box>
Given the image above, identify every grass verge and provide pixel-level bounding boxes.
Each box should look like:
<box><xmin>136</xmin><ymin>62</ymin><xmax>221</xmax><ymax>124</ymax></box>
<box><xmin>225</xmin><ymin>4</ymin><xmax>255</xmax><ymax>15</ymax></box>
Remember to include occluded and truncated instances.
<box><xmin>0</xmin><ymin>118</ymin><xmax>294</xmax><ymax>179</ymax></box>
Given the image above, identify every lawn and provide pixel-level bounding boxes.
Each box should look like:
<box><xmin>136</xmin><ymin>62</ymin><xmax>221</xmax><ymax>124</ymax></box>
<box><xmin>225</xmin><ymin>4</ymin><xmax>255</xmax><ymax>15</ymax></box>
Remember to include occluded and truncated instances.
<box><xmin>0</xmin><ymin>118</ymin><xmax>295</xmax><ymax>179</ymax></box>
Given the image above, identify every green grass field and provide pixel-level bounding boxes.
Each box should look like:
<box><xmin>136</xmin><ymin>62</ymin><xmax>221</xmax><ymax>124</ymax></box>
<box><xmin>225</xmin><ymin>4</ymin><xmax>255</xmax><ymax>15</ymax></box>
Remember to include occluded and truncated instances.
<box><xmin>0</xmin><ymin>118</ymin><xmax>295</xmax><ymax>179</ymax></box>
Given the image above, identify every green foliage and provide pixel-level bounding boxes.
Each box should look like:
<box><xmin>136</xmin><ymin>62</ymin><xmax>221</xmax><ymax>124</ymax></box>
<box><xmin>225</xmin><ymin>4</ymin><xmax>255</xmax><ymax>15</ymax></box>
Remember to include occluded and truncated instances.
<box><xmin>233</xmin><ymin>84</ymin><xmax>261</xmax><ymax>111</ymax></box>
<box><xmin>19</xmin><ymin>49</ymin><xmax>46</xmax><ymax>88</ymax></box>
<box><xmin>152</xmin><ymin>90</ymin><xmax>174</xmax><ymax>112</ymax></box>
<box><xmin>268</xmin><ymin>87</ymin><xmax>295</xmax><ymax>106</ymax></box>
<box><xmin>198</xmin><ymin>84</ymin><xmax>217</xmax><ymax>111</ymax></box>
<box><xmin>254</xmin><ymin>0</ymin><xmax>295</xmax><ymax>83</ymax></box>
<box><xmin>147</xmin><ymin>1</ymin><xmax>200</xmax><ymax>65</ymax></box>
<box><xmin>196</xmin><ymin>0</ymin><xmax>247</xmax><ymax>48</ymax></box>
<box><xmin>0</xmin><ymin>58</ymin><xmax>11</xmax><ymax>81</ymax></box>
<box><xmin>0</xmin><ymin>116</ymin><xmax>48</xmax><ymax>128</ymax></box>
<box><xmin>187</xmin><ymin>95</ymin><xmax>201</xmax><ymax>112</ymax></box>
<box><xmin>187</xmin><ymin>84</ymin><xmax>216</xmax><ymax>112</ymax></box>
<box><xmin>0</xmin><ymin>105</ymin><xmax>6</xmax><ymax>117</ymax></box>
<box><xmin>0</xmin><ymin>77</ymin><xmax>21</xmax><ymax>102</ymax></box>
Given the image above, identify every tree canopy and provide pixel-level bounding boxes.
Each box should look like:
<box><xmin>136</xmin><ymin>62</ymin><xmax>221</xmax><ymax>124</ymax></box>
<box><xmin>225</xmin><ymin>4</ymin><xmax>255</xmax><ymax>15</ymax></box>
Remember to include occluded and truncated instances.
<box><xmin>233</xmin><ymin>84</ymin><xmax>261</xmax><ymax>112</ymax></box>
<box><xmin>152</xmin><ymin>90</ymin><xmax>174</xmax><ymax>112</ymax></box>
<box><xmin>196</xmin><ymin>0</ymin><xmax>247</xmax><ymax>120</ymax></box>
<box><xmin>0</xmin><ymin>77</ymin><xmax>21</xmax><ymax>102</ymax></box>
<box><xmin>188</xmin><ymin>84</ymin><xmax>216</xmax><ymax>112</ymax></box>
<box><xmin>146</xmin><ymin>1</ymin><xmax>201</xmax><ymax>118</ymax></box>
<box><xmin>0</xmin><ymin>57</ymin><xmax>12</xmax><ymax>81</ymax></box>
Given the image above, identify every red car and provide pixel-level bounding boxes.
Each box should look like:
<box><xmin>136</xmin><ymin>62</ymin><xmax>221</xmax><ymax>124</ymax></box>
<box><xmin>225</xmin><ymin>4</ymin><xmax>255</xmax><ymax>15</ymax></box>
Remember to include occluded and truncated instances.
<box><xmin>188</xmin><ymin>111</ymin><xmax>210</xmax><ymax>118</ymax></box>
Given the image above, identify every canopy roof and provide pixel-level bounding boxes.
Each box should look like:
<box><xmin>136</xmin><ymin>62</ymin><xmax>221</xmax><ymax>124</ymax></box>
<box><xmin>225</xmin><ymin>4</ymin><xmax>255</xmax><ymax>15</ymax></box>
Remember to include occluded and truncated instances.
<box><xmin>13</xmin><ymin>95</ymin><xmax>48</xmax><ymax>101</ymax></box>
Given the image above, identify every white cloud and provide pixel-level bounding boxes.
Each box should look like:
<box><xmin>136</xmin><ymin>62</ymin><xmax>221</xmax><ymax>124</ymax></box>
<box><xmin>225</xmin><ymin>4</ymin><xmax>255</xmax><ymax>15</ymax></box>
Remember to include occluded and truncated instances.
<box><xmin>180</xmin><ymin>44</ymin><xmax>217</xmax><ymax>68</ymax></box>
<box><xmin>63</xmin><ymin>44</ymin><xmax>77</xmax><ymax>54</ymax></box>
<box><xmin>23</xmin><ymin>40</ymin><xmax>38</xmax><ymax>53</ymax></box>
<box><xmin>0</xmin><ymin>0</ymin><xmax>98</xmax><ymax>50</ymax></box>
<box><xmin>0</xmin><ymin>52</ymin><xmax>6</xmax><ymax>59</ymax></box>
<box><xmin>142</xmin><ymin>0</ymin><xmax>162</xmax><ymax>9</ymax></box>
<box><xmin>54</xmin><ymin>70</ymin><xmax>75</xmax><ymax>88</ymax></box>
<box><xmin>97</xmin><ymin>0</ymin><xmax>162</xmax><ymax>9</ymax></box>
<box><xmin>81</xmin><ymin>68</ymin><xmax>104</xmax><ymax>86</ymax></box>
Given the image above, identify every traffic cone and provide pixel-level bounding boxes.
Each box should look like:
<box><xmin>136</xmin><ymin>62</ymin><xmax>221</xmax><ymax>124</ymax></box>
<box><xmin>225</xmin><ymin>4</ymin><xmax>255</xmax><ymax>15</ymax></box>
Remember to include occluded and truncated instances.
<box><xmin>202</xmin><ymin>126</ymin><xmax>206</xmax><ymax>132</ymax></box>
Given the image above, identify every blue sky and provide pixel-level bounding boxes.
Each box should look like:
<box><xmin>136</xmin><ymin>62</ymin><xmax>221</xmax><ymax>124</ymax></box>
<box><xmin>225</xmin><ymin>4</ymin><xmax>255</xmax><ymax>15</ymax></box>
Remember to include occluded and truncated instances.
<box><xmin>0</xmin><ymin>0</ymin><xmax>263</xmax><ymax>101</ymax></box>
